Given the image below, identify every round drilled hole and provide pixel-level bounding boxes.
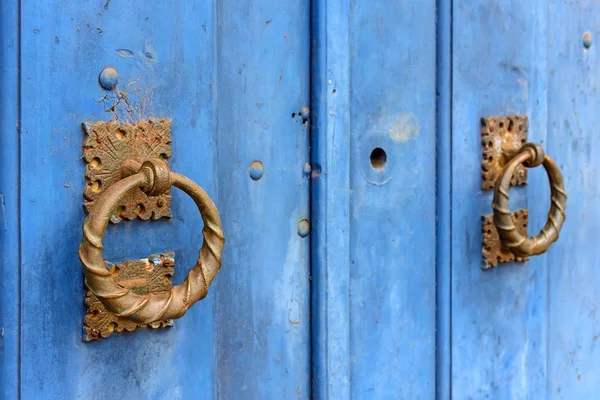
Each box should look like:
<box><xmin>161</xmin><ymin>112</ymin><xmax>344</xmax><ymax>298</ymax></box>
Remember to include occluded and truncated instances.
<box><xmin>115</xmin><ymin>205</ymin><xmax>126</xmax><ymax>217</ymax></box>
<box><xmin>135</xmin><ymin>204</ymin><xmax>146</xmax><ymax>216</ymax></box>
<box><xmin>89</xmin><ymin>157</ymin><xmax>102</xmax><ymax>169</ymax></box>
<box><xmin>370</xmin><ymin>147</ymin><xmax>387</xmax><ymax>170</ymax></box>
<box><xmin>88</xmin><ymin>180</ymin><xmax>101</xmax><ymax>192</ymax></box>
<box><xmin>107</xmin><ymin>322</ymin><xmax>117</xmax><ymax>333</ymax></box>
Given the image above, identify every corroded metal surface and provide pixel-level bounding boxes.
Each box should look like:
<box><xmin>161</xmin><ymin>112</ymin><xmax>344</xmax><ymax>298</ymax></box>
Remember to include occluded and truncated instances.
<box><xmin>492</xmin><ymin>143</ymin><xmax>567</xmax><ymax>258</ymax></box>
<box><xmin>481</xmin><ymin>210</ymin><xmax>529</xmax><ymax>269</ymax></box>
<box><xmin>79</xmin><ymin>159</ymin><xmax>225</xmax><ymax>325</ymax></box>
<box><xmin>82</xmin><ymin>119</ymin><xmax>172</xmax><ymax>223</ymax></box>
<box><xmin>83</xmin><ymin>253</ymin><xmax>175</xmax><ymax>341</ymax></box>
<box><xmin>481</xmin><ymin>115</ymin><xmax>528</xmax><ymax>190</ymax></box>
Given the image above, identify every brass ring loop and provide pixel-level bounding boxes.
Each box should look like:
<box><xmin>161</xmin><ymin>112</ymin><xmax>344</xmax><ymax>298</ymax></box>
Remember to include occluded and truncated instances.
<box><xmin>79</xmin><ymin>161</ymin><xmax>224</xmax><ymax>324</ymax></box>
<box><xmin>492</xmin><ymin>143</ymin><xmax>567</xmax><ymax>257</ymax></box>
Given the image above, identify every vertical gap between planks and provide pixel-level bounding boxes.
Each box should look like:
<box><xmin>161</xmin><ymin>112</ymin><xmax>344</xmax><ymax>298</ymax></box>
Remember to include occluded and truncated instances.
<box><xmin>17</xmin><ymin>0</ymin><xmax>23</xmax><ymax>397</ymax></box>
<box><xmin>435</xmin><ymin>0</ymin><xmax>452</xmax><ymax>398</ymax></box>
<box><xmin>211</xmin><ymin>0</ymin><xmax>220</xmax><ymax>398</ymax></box>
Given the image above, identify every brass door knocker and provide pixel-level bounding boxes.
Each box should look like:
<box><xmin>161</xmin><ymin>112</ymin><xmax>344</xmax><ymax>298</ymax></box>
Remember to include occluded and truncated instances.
<box><xmin>491</xmin><ymin>143</ymin><xmax>566</xmax><ymax>257</ymax></box>
<box><xmin>79</xmin><ymin>158</ymin><xmax>224</xmax><ymax>325</ymax></box>
<box><xmin>480</xmin><ymin>116</ymin><xmax>567</xmax><ymax>269</ymax></box>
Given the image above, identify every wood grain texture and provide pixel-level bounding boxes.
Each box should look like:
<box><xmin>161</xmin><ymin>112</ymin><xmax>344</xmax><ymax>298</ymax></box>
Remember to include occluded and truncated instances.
<box><xmin>546</xmin><ymin>1</ymin><xmax>600</xmax><ymax>397</ymax></box>
<box><xmin>451</xmin><ymin>1</ymin><xmax>549</xmax><ymax>398</ymax></box>
<box><xmin>348</xmin><ymin>1</ymin><xmax>437</xmax><ymax>397</ymax></box>
<box><xmin>0</xmin><ymin>1</ymin><xmax>20</xmax><ymax>398</ymax></box>
<box><xmin>452</xmin><ymin>1</ymin><xmax>600</xmax><ymax>398</ymax></box>
<box><xmin>213</xmin><ymin>0</ymin><xmax>311</xmax><ymax>398</ymax></box>
<box><xmin>312</xmin><ymin>0</ymin><xmax>438</xmax><ymax>398</ymax></box>
<box><xmin>18</xmin><ymin>1</ymin><xmax>309</xmax><ymax>398</ymax></box>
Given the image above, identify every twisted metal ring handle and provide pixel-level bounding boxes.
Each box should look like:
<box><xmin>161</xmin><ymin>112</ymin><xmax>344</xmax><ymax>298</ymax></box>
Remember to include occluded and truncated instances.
<box><xmin>79</xmin><ymin>159</ymin><xmax>224</xmax><ymax>324</ymax></box>
<box><xmin>492</xmin><ymin>143</ymin><xmax>567</xmax><ymax>257</ymax></box>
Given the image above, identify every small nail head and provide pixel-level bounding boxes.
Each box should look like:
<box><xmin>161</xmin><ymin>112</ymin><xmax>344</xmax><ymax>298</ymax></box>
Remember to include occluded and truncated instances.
<box><xmin>249</xmin><ymin>161</ymin><xmax>264</xmax><ymax>181</ymax></box>
<box><xmin>99</xmin><ymin>67</ymin><xmax>119</xmax><ymax>91</ymax></box>
<box><xmin>303</xmin><ymin>163</ymin><xmax>312</xmax><ymax>175</ymax></box>
<box><xmin>584</xmin><ymin>32</ymin><xmax>593</xmax><ymax>49</ymax></box>
<box><xmin>297</xmin><ymin>219</ymin><xmax>310</xmax><ymax>238</ymax></box>
<box><xmin>299</xmin><ymin>107</ymin><xmax>310</xmax><ymax>120</ymax></box>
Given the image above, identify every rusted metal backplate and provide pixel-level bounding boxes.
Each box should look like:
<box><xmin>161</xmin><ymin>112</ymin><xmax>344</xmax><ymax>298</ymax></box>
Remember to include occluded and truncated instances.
<box><xmin>82</xmin><ymin>119</ymin><xmax>173</xmax><ymax>223</ymax></box>
<box><xmin>83</xmin><ymin>252</ymin><xmax>175</xmax><ymax>341</ymax></box>
<box><xmin>481</xmin><ymin>115</ymin><xmax>528</xmax><ymax>190</ymax></box>
<box><xmin>481</xmin><ymin>210</ymin><xmax>529</xmax><ymax>270</ymax></box>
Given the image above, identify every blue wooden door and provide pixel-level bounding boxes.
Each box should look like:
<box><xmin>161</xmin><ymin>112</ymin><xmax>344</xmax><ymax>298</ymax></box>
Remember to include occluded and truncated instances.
<box><xmin>448</xmin><ymin>1</ymin><xmax>600</xmax><ymax>399</ymax></box>
<box><xmin>310</xmin><ymin>0</ymin><xmax>600</xmax><ymax>398</ymax></box>
<box><xmin>0</xmin><ymin>1</ymin><xmax>310</xmax><ymax>398</ymax></box>
<box><xmin>2</xmin><ymin>1</ymin><xmax>599</xmax><ymax>399</ymax></box>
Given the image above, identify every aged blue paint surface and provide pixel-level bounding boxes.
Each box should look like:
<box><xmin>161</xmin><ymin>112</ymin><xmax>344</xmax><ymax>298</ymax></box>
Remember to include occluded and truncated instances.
<box><xmin>3</xmin><ymin>0</ymin><xmax>600</xmax><ymax>398</ymax></box>
<box><xmin>546</xmin><ymin>1</ymin><xmax>600</xmax><ymax>397</ymax></box>
<box><xmin>435</xmin><ymin>0</ymin><xmax>452</xmax><ymax>398</ymax></box>
<box><xmin>312</xmin><ymin>0</ymin><xmax>437</xmax><ymax>398</ymax></box>
<box><xmin>452</xmin><ymin>1</ymin><xmax>600</xmax><ymax>398</ymax></box>
<box><xmin>310</xmin><ymin>0</ymin><xmax>352</xmax><ymax>397</ymax></box>
<box><xmin>0</xmin><ymin>1</ymin><xmax>20</xmax><ymax>398</ymax></box>
<box><xmin>213</xmin><ymin>0</ymin><xmax>311</xmax><ymax>398</ymax></box>
<box><xmin>11</xmin><ymin>0</ymin><xmax>309</xmax><ymax>398</ymax></box>
<box><xmin>451</xmin><ymin>1</ymin><xmax>549</xmax><ymax>398</ymax></box>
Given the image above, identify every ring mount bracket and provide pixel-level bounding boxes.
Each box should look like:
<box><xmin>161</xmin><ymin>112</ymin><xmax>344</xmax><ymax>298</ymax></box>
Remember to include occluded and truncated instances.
<box><xmin>79</xmin><ymin>128</ymin><xmax>225</xmax><ymax>341</ymax></box>
<box><xmin>83</xmin><ymin>253</ymin><xmax>176</xmax><ymax>341</ymax></box>
<box><xmin>479</xmin><ymin>119</ymin><xmax>567</xmax><ymax>270</ymax></box>
<box><xmin>481</xmin><ymin>115</ymin><xmax>529</xmax><ymax>190</ymax></box>
<box><xmin>82</xmin><ymin>119</ymin><xmax>173</xmax><ymax>223</ymax></box>
<box><xmin>481</xmin><ymin>210</ymin><xmax>529</xmax><ymax>270</ymax></box>
<box><xmin>81</xmin><ymin>119</ymin><xmax>176</xmax><ymax>340</ymax></box>
<box><xmin>480</xmin><ymin>115</ymin><xmax>530</xmax><ymax>269</ymax></box>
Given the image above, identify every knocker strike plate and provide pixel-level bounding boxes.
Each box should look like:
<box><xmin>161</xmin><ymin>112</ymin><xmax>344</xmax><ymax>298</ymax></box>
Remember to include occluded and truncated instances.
<box><xmin>480</xmin><ymin>115</ymin><xmax>529</xmax><ymax>190</ymax></box>
<box><xmin>83</xmin><ymin>253</ymin><xmax>176</xmax><ymax>341</ymax></box>
<box><xmin>82</xmin><ymin>119</ymin><xmax>173</xmax><ymax>222</ymax></box>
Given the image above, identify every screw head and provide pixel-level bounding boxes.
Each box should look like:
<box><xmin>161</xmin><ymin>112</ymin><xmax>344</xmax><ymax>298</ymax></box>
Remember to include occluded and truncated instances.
<box><xmin>303</xmin><ymin>163</ymin><xmax>312</xmax><ymax>175</ymax></box>
<box><xmin>297</xmin><ymin>219</ymin><xmax>310</xmax><ymax>238</ymax></box>
<box><xmin>584</xmin><ymin>32</ymin><xmax>593</xmax><ymax>49</ymax></box>
<box><xmin>299</xmin><ymin>107</ymin><xmax>310</xmax><ymax>120</ymax></box>
<box><xmin>99</xmin><ymin>67</ymin><xmax>119</xmax><ymax>91</ymax></box>
<box><xmin>249</xmin><ymin>161</ymin><xmax>264</xmax><ymax>181</ymax></box>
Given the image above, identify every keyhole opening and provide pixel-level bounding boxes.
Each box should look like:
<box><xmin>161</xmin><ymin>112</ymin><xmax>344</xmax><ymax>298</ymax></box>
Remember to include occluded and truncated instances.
<box><xmin>370</xmin><ymin>147</ymin><xmax>387</xmax><ymax>170</ymax></box>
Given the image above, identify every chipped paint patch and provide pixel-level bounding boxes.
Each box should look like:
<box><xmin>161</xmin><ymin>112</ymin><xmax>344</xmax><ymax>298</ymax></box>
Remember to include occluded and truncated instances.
<box><xmin>115</xmin><ymin>49</ymin><xmax>135</xmax><ymax>58</ymax></box>
<box><xmin>0</xmin><ymin>194</ymin><xmax>6</xmax><ymax>232</ymax></box>
<box><xmin>389</xmin><ymin>112</ymin><xmax>420</xmax><ymax>142</ymax></box>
